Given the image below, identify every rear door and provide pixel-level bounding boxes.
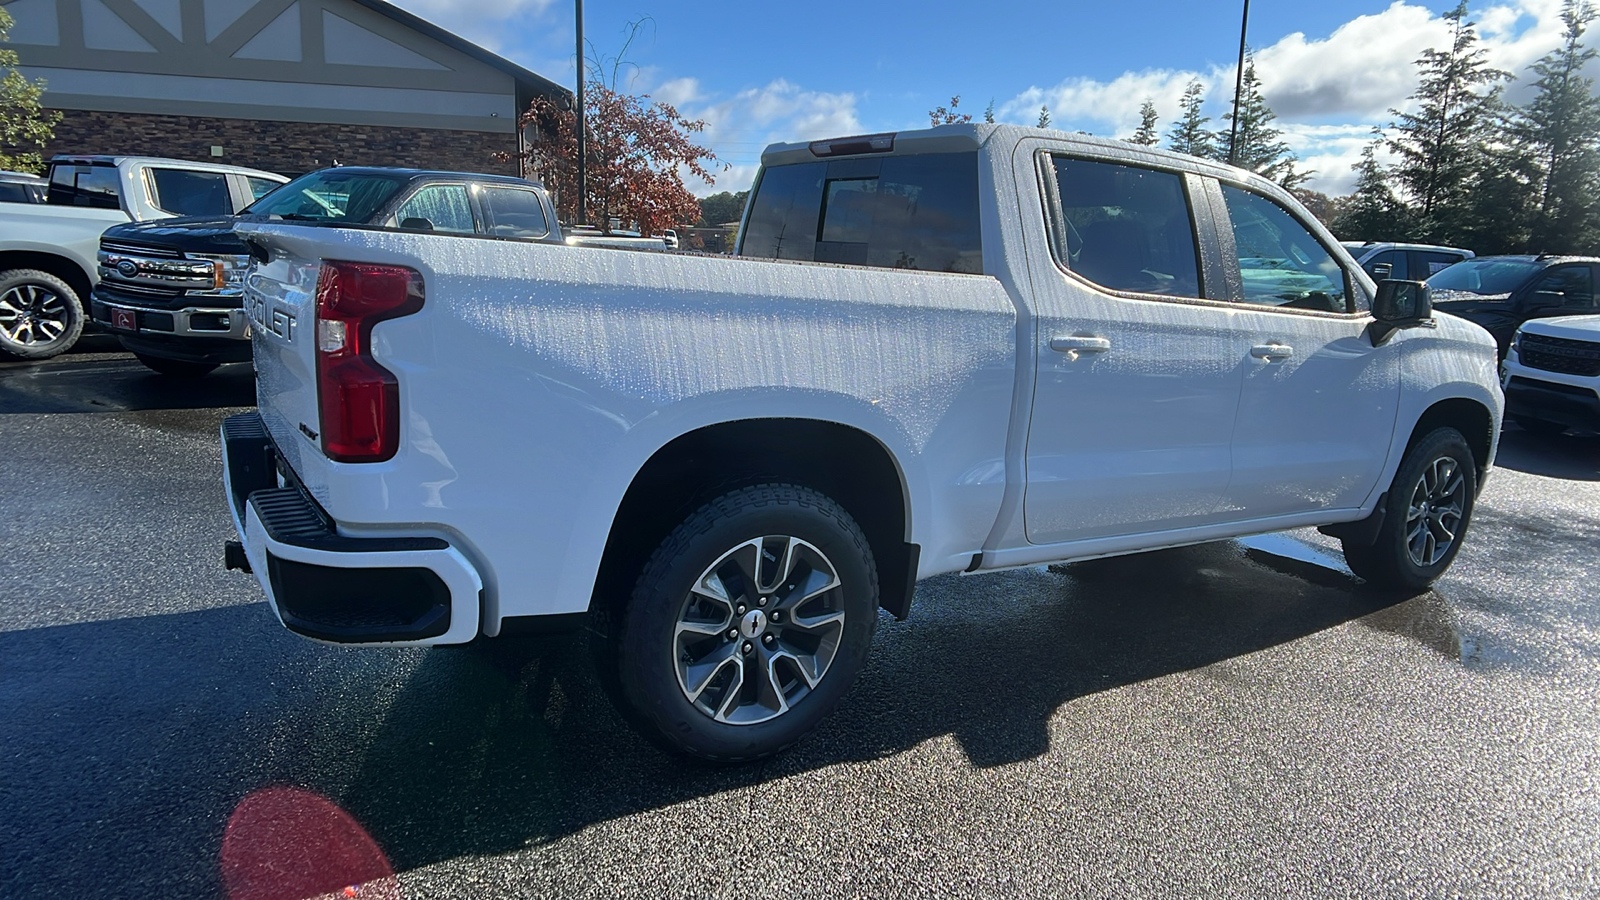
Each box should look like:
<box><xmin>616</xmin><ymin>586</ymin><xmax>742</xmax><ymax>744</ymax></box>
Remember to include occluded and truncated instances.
<box><xmin>1021</xmin><ymin>150</ymin><xmax>1242</xmax><ymax>544</ymax></box>
<box><xmin>1215</xmin><ymin>181</ymin><xmax>1398</xmax><ymax>519</ymax></box>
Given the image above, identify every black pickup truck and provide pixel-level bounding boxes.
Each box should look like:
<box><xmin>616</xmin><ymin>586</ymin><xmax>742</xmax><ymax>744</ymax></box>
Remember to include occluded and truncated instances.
<box><xmin>92</xmin><ymin>166</ymin><xmax>563</xmax><ymax>376</ymax></box>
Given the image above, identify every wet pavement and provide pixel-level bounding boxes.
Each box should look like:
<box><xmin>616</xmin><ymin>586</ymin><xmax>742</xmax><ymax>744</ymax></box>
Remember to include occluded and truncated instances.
<box><xmin>2</xmin><ymin>347</ymin><xmax>1598</xmax><ymax>898</ymax></box>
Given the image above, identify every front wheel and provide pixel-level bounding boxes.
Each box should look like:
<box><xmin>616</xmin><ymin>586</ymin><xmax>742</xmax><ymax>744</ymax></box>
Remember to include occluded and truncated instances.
<box><xmin>612</xmin><ymin>483</ymin><xmax>879</xmax><ymax>762</ymax></box>
<box><xmin>0</xmin><ymin>269</ymin><xmax>84</xmax><ymax>361</ymax></box>
<box><xmin>1342</xmin><ymin>427</ymin><xmax>1477</xmax><ymax>592</ymax></box>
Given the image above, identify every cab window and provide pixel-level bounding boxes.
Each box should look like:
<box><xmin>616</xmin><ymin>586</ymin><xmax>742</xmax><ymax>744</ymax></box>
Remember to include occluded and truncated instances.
<box><xmin>393</xmin><ymin>184</ymin><xmax>476</xmax><ymax>234</ymax></box>
<box><xmin>741</xmin><ymin>152</ymin><xmax>983</xmax><ymax>274</ymax></box>
<box><xmin>147</xmin><ymin>169</ymin><xmax>234</xmax><ymax>217</ymax></box>
<box><xmin>479</xmin><ymin>186</ymin><xmax>550</xmax><ymax>239</ymax></box>
<box><xmin>1528</xmin><ymin>266</ymin><xmax>1594</xmax><ymax>309</ymax></box>
<box><xmin>1221</xmin><ymin>184</ymin><xmax>1350</xmax><ymax>313</ymax></box>
<box><xmin>1047</xmin><ymin>156</ymin><xmax>1201</xmax><ymax>298</ymax></box>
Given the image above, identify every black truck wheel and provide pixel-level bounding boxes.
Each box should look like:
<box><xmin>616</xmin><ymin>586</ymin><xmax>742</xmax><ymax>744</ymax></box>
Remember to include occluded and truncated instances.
<box><xmin>612</xmin><ymin>483</ymin><xmax>879</xmax><ymax>762</ymax></box>
<box><xmin>1342</xmin><ymin>427</ymin><xmax>1477</xmax><ymax>592</ymax></box>
<box><xmin>0</xmin><ymin>269</ymin><xmax>84</xmax><ymax>361</ymax></box>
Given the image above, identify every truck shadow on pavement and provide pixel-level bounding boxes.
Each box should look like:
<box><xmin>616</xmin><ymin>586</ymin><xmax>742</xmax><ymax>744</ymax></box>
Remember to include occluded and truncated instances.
<box><xmin>331</xmin><ymin>542</ymin><xmax>1464</xmax><ymax>873</ymax></box>
<box><xmin>1492</xmin><ymin>428</ymin><xmax>1600</xmax><ymax>481</ymax></box>
<box><xmin>0</xmin><ymin>543</ymin><xmax>1464</xmax><ymax>897</ymax></box>
<box><xmin>0</xmin><ymin>352</ymin><xmax>254</xmax><ymax>414</ymax></box>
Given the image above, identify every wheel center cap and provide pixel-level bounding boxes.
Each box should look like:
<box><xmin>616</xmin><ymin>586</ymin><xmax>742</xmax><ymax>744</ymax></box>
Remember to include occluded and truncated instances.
<box><xmin>740</xmin><ymin>609</ymin><xmax>768</xmax><ymax>639</ymax></box>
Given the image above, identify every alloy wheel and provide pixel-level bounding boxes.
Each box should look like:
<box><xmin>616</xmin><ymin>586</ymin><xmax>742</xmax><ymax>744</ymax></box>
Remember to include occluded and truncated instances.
<box><xmin>673</xmin><ymin>535</ymin><xmax>846</xmax><ymax>725</ymax></box>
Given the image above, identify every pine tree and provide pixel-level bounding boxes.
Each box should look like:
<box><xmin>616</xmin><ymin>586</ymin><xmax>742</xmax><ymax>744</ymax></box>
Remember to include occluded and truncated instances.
<box><xmin>1332</xmin><ymin>140</ymin><xmax>1412</xmax><ymax>241</ymax></box>
<box><xmin>0</xmin><ymin>7</ymin><xmax>60</xmax><ymax>173</ymax></box>
<box><xmin>1129</xmin><ymin>100</ymin><xmax>1160</xmax><ymax>146</ymax></box>
<box><xmin>1217</xmin><ymin>58</ymin><xmax>1308</xmax><ymax>189</ymax></box>
<box><xmin>1166</xmin><ymin>80</ymin><xmax>1216</xmax><ymax>159</ymax></box>
<box><xmin>1386</xmin><ymin>1</ymin><xmax>1509</xmax><ymax>245</ymax></box>
<box><xmin>983</xmin><ymin>98</ymin><xmax>995</xmax><ymax>124</ymax></box>
<box><xmin>1509</xmin><ymin>0</ymin><xmax>1600</xmax><ymax>253</ymax></box>
<box><xmin>1037</xmin><ymin>106</ymin><xmax>1051</xmax><ymax>129</ymax></box>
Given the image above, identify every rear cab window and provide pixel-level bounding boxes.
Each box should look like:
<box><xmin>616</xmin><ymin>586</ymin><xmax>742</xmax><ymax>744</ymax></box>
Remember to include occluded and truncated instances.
<box><xmin>47</xmin><ymin>162</ymin><xmax>121</xmax><ymax>209</ymax></box>
<box><xmin>740</xmin><ymin>152</ymin><xmax>983</xmax><ymax>274</ymax></box>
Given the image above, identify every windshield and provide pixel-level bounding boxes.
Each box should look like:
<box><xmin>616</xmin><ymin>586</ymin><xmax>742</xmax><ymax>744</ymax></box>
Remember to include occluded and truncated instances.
<box><xmin>1427</xmin><ymin>258</ymin><xmax>1541</xmax><ymax>294</ymax></box>
<box><xmin>245</xmin><ymin>170</ymin><xmax>408</xmax><ymax>224</ymax></box>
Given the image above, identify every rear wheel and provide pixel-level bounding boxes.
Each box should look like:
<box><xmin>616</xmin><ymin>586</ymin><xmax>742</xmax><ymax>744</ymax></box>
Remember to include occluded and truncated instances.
<box><xmin>1342</xmin><ymin>427</ymin><xmax>1477</xmax><ymax>592</ymax></box>
<box><xmin>612</xmin><ymin>483</ymin><xmax>878</xmax><ymax>762</ymax></box>
<box><xmin>0</xmin><ymin>269</ymin><xmax>83</xmax><ymax>361</ymax></box>
<box><xmin>1512</xmin><ymin>416</ymin><xmax>1566</xmax><ymax>436</ymax></box>
<box><xmin>133</xmin><ymin>352</ymin><xmax>219</xmax><ymax>378</ymax></box>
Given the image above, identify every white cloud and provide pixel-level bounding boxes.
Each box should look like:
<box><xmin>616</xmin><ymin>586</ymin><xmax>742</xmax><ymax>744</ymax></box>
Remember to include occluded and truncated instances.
<box><xmin>650</xmin><ymin>78</ymin><xmax>863</xmax><ymax>196</ymax></box>
<box><xmin>386</xmin><ymin>0</ymin><xmax>557</xmax><ymax>55</ymax></box>
<box><xmin>992</xmin><ymin>0</ymin><xmax>1590</xmax><ymax>195</ymax></box>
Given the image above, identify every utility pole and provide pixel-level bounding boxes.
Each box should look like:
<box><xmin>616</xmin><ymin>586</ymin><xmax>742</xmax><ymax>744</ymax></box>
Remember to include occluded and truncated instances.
<box><xmin>1227</xmin><ymin>0</ymin><xmax>1250</xmax><ymax>166</ymax></box>
<box><xmin>575</xmin><ymin>0</ymin><xmax>587</xmax><ymax>226</ymax></box>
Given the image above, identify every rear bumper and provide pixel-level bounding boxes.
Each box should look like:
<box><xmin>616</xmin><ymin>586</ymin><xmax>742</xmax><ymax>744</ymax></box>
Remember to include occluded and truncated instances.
<box><xmin>221</xmin><ymin>412</ymin><xmax>482</xmax><ymax>645</ymax></box>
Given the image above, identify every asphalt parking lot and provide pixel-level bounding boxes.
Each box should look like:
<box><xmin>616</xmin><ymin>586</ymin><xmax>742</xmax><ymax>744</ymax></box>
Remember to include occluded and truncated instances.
<box><xmin>3</xmin><ymin>346</ymin><xmax>1599</xmax><ymax>899</ymax></box>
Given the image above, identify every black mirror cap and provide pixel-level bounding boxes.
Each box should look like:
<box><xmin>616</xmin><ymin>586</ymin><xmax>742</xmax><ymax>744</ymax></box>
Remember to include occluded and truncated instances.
<box><xmin>1373</xmin><ymin>279</ymin><xmax>1433</xmax><ymax>323</ymax></box>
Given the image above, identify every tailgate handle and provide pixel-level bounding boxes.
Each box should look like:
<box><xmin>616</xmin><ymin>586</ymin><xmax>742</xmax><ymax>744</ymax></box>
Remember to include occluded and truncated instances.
<box><xmin>1250</xmin><ymin>343</ymin><xmax>1294</xmax><ymax>361</ymax></box>
<box><xmin>1050</xmin><ymin>336</ymin><xmax>1111</xmax><ymax>354</ymax></box>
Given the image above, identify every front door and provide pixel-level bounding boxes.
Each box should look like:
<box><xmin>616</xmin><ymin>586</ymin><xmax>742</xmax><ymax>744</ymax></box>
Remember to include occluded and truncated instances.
<box><xmin>1215</xmin><ymin>183</ymin><xmax>1398</xmax><ymax>519</ymax></box>
<box><xmin>1022</xmin><ymin>152</ymin><xmax>1243</xmax><ymax>545</ymax></box>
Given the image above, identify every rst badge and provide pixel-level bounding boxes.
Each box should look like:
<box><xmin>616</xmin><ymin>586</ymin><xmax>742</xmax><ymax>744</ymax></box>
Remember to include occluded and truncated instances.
<box><xmin>244</xmin><ymin>291</ymin><xmax>295</xmax><ymax>342</ymax></box>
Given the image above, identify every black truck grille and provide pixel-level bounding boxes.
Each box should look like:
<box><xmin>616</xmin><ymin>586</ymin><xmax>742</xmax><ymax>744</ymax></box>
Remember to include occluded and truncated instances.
<box><xmin>1520</xmin><ymin>332</ymin><xmax>1600</xmax><ymax>377</ymax></box>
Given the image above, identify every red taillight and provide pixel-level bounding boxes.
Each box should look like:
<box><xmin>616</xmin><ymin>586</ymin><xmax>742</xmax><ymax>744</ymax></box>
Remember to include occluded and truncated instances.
<box><xmin>314</xmin><ymin>261</ymin><xmax>424</xmax><ymax>463</ymax></box>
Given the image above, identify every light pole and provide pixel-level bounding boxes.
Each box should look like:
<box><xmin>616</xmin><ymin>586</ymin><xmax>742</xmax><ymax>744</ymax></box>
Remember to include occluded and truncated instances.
<box><xmin>1227</xmin><ymin>0</ymin><xmax>1250</xmax><ymax>166</ymax></box>
<box><xmin>575</xmin><ymin>0</ymin><xmax>586</xmax><ymax>226</ymax></box>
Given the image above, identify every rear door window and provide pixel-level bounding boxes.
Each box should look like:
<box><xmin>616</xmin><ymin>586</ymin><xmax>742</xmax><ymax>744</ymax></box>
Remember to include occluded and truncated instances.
<box><xmin>393</xmin><ymin>184</ymin><xmax>476</xmax><ymax>234</ymax></box>
<box><xmin>47</xmin><ymin>164</ymin><xmax>121</xmax><ymax>209</ymax></box>
<box><xmin>147</xmin><ymin>169</ymin><xmax>235</xmax><ymax>216</ymax></box>
<box><xmin>742</xmin><ymin>152</ymin><xmax>983</xmax><ymax>274</ymax></box>
<box><xmin>246</xmin><ymin>177</ymin><xmax>283</xmax><ymax>202</ymax></box>
<box><xmin>1366</xmin><ymin>250</ymin><xmax>1407</xmax><ymax>281</ymax></box>
<box><xmin>1047</xmin><ymin>156</ymin><xmax>1201</xmax><ymax>298</ymax></box>
<box><xmin>479</xmin><ymin>186</ymin><xmax>550</xmax><ymax>239</ymax></box>
<box><xmin>1411</xmin><ymin>250</ymin><xmax>1463</xmax><ymax>279</ymax></box>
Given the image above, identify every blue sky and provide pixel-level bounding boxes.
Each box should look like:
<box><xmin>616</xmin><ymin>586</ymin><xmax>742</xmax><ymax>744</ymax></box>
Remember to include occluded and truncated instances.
<box><xmin>391</xmin><ymin>0</ymin><xmax>1583</xmax><ymax>196</ymax></box>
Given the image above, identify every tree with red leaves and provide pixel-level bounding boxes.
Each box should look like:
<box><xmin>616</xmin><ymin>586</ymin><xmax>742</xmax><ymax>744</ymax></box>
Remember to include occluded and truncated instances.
<box><xmin>517</xmin><ymin>83</ymin><xmax>720</xmax><ymax>237</ymax></box>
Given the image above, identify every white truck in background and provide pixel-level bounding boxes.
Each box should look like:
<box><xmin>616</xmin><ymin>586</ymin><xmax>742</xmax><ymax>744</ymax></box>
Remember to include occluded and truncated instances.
<box><xmin>221</xmin><ymin>124</ymin><xmax>1503</xmax><ymax>762</ymax></box>
<box><xmin>0</xmin><ymin>155</ymin><xmax>285</xmax><ymax>360</ymax></box>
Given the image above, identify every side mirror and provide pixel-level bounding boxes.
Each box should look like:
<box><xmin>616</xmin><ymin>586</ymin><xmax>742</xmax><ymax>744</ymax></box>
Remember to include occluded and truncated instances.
<box><xmin>400</xmin><ymin>217</ymin><xmax>434</xmax><ymax>231</ymax></box>
<box><xmin>1371</xmin><ymin>279</ymin><xmax>1433</xmax><ymax>345</ymax></box>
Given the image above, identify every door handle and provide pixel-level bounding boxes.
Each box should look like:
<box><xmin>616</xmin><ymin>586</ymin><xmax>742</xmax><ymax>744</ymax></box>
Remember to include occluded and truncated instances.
<box><xmin>1050</xmin><ymin>336</ymin><xmax>1111</xmax><ymax>354</ymax></box>
<box><xmin>1250</xmin><ymin>343</ymin><xmax>1294</xmax><ymax>361</ymax></box>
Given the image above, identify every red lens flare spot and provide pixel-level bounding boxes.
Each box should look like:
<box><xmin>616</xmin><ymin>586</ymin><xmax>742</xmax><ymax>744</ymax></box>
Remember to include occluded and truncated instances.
<box><xmin>221</xmin><ymin>786</ymin><xmax>400</xmax><ymax>900</ymax></box>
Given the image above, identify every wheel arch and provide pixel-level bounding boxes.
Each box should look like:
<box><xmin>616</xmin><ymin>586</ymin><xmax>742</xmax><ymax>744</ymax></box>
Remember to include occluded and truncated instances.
<box><xmin>590</xmin><ymin>417</ymin><xmax>919</xmax><ymax>627</ymax></box>
<box><xmin>1407</xmin><ymin>396</ymin><xmax>1496</xmax><ymax>490</ymax></box>
<box><xmin>0</xmin><ymin>251</ymin><xmax>94</xmax><ymax>308</ymax></box>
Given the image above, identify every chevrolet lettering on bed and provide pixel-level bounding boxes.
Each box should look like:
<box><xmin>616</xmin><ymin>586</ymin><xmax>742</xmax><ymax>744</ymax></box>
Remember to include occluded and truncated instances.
<box><xmin>220</xmin><ymin>124</ymin><xmax>1504</xmax><ymax>764</ymax></box>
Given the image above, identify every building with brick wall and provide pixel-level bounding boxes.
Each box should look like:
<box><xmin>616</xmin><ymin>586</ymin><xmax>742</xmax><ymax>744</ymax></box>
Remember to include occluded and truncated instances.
<box><xmin>0</xmin><ymin>0</ymin><xmax>568</xmax><ymax>177</ymax></box>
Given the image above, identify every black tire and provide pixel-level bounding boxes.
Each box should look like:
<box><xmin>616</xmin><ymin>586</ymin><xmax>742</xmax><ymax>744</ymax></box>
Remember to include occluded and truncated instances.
<box><xmin>0</xmin><ymin>269</ymin><xmax>84</xmax><ymax>361</ymax></box>
<box><xmin>1342</xmin><ymin>427</ymin><xmax>1477</xmax><ymax>592</ymax></box>
<box><xmin>133</xmin><ymin>352</ymin><xmax>219</xmax><ymax>378</ymax></box>
<box><xmin>1512</xmin><ymin>416</ymin><xmax>1566</xmax><ymax>436</ymax></box>
<box><xmin>612</xmin><ymin>483</ymin><xmax>878</xmax><ymax>763</ymax></box>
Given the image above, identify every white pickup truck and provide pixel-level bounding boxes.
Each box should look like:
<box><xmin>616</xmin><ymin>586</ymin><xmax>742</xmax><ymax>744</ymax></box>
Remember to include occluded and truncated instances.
<box><xmin>0</xmin><ymin>155</ymin><xmax>285</xmax><ymax>359</ymax></box>
<box><xmin>222</xmin><ymin>124</ymin><xmax>1503</xmax><ymax>761</ymax></box>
